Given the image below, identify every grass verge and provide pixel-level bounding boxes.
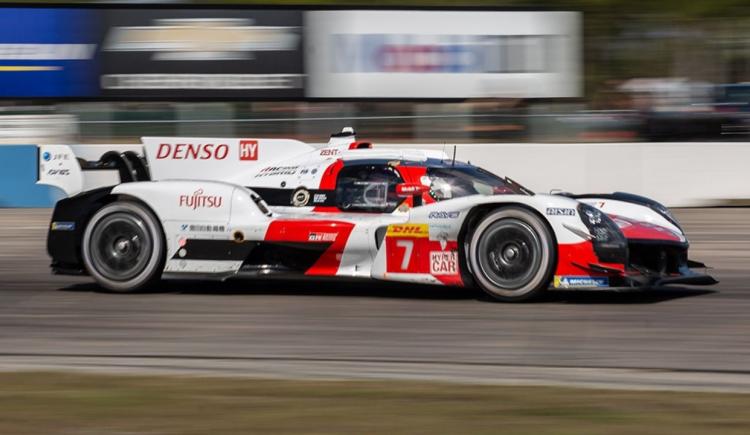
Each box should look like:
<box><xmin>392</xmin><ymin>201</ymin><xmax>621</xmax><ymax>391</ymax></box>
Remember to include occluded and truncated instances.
<box><xmin>0</xmin><ymin>372</ymin><xmax>748</xmax><ymax>434</ymax></box>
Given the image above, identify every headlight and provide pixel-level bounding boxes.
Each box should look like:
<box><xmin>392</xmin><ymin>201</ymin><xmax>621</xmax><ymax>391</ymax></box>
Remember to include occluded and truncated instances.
<box><xmin>578</xmin><ymin>203</ymin><xmax>628</xmax><ymax>264</ymax></box>
<box><xmin>582</xmin><ymin>205</ymin><xmax>603</xmax><ymax>226</ymax></box>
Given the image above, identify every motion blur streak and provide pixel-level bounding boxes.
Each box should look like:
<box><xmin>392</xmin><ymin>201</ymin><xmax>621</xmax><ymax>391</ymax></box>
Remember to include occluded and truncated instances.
<box><xmin>0</xmin><ymin>208</ymin><xmax>748</xmax><ymax>392</ymax></box>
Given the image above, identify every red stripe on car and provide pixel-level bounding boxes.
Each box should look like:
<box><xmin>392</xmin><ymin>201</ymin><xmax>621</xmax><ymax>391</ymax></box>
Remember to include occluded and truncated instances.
<box><xmin>264</xmin><ymin>219</ymin><xmax>355</xmax><ymax>276</ymax></box>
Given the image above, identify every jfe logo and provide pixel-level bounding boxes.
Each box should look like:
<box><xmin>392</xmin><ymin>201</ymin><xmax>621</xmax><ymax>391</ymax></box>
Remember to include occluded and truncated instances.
<box><xmin>239</xmin><ymin>140</ymin><xmax>259</xmax><ymax>161</ymax></box>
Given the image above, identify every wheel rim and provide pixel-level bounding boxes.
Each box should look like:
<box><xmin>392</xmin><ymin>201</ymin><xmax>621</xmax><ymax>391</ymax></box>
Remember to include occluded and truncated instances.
<box><xmin>89</xmin><ymin>212</ymin><xmax>152</xmax><ymax>282</ymax></box>
<box><xmin>476</xmin><ymin>219</ymin><xmax>542</xmax><ymax>291</ymax></box>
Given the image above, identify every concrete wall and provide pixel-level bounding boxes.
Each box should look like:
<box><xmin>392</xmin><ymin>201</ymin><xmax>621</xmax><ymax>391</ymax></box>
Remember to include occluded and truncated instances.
<box><xmin>1</xmin><ymin>142</ymin><xmax>747</xmax><ymax>207</ymax></box>
<box><xmin>0</xmin><ymin>145</ymin><xmax>65</xmax><ymax>207</ymax></box>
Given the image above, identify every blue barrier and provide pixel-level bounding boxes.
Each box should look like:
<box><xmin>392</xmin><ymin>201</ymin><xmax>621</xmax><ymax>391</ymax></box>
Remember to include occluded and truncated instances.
<box><xmin>0</xmin><ymin>145</ymin><xmax>65</xmax><ymax>208</ymax></box>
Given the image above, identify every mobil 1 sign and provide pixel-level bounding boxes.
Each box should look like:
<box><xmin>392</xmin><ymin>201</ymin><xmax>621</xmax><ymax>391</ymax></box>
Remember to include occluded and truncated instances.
<box><xmin>99</xmin><ymin>9</ymin><xmax>304</xmax><ymax>98</ymax></box>
<box><xmin>305</xmin><ymin>10</ymin><xmax>582</xmax><ymax>99</ymax></box>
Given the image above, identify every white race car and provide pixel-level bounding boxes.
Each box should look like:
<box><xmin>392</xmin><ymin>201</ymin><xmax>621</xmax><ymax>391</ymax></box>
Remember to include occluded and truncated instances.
<box><xmin>39</xmin><ymin>128</ymin><xmax>716</xmax><ymax>301</ymax></box>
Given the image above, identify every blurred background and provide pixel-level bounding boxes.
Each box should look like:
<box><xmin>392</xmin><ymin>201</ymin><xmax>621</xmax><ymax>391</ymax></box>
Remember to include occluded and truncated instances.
<box><xmin>5</xmin><ymin>0</ymin><xmax>750</xmax><ymax>208</ymax></box>
<box><xmin>3</xmin><ymin>5</ymin><xmax>750</xmax><ymax>430</ymax></box>
<box><xmin>3</xmin><ymin>0</ymin><xmax>750</xmax><ymax>144</ymax></box>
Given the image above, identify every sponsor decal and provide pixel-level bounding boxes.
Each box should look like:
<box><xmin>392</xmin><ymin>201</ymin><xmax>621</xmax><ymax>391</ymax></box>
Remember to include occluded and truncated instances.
<box><xmin>546</xmin><ymin>207</ymin><xmax>576</xmax><ymax>216</ymax></box>
<box><xmin>428</xmin><ymin>211</ymin><xmax>460</xmax><ymax>219</ymax></box>
<box><xmin>553</xmin><ymin>276</ymin><xmax>609</xmax><ymax>289</ymax></box>
<box><xmin>333</xmin><ymin>34</ymin><xmax>553</xmax><ymax>74</ymax></box>
<box><xmin>0</xmin><ymin>43</ymin><xmax>95</xmax><ymax>61</ymax></box>
<box><xmin>42</xmin><ymin>152</ymin><xmax>70</xmax><ymax>162</ymax></box>
<box><xmin>0</xmin><ymin>9</ymin><xmax>98</xmax><ymax>97</ymax></box>
<box><xmin>433</xmin><ymin>231</ymin><xmax>452</xmax><ymax>250</ymax></box>
<box><xmin>254</xmin><ymin>165</ymin><xmax>299</xmax><ymax>177</ymax></box>
<box><xmin>319</xmin><ymin>148</ymin><xmax>340</xmax><ymax>156</ymax></box>
<box><xmin>180</xmin><ymin>224</ymin><xmax>227</xmax><ymax>232</ymax></box>
<box><xmin>386</xmin><ymin>224</ymin><xmax>429</xmax><ymax>238</ymax></box>
<box><xmin>50</xmin><ymin>221</ymin><xmax>75</xmax><ymax>231</ymax></box>
<box><xmin>239</xmin><ymin>140</ymin><xmax>259</xmax><ymax>161</ymax></box>
<box><xmin>156</xmin><ymin>143</ymin><xmax>229</xmax><ymax>160</ymax></box>
<box><xmin>103</xmin><ymin>18</ymin><xmax>298</xmax><ymax>61</ymax></box>
<box><xmin>178</xmin><ymin>189</ymin><xmax>223</xmax><ymax>210</ymax></box>
<box><xmin>102</xmin><ymin>74</ymin><xmax>302</xmax><ymax>91</ymax></box>
<box><xmin>47</xmin><ymin>169</ymin><xmax>70</xmax><ymax>176</ymax></box>
<box><xmin>308</xmin><ymin>232</ymin><xmax>337</xmax><ymax>242</ymax></box>
<box><xmin>313</xmin><ymin>193</ymin><xmax>328</xmax><ymax>204</ymax></box>
<box><xmin>292</xmin><ymin>189</ymin><xmax>310</xmax><ymax>207</ymax></box>
<box><xmin>430</xmin><ymin>251</ymin><xmax>458</xmax><ymax>275</ymax></box>
<box><xmin>396</xmin><ymin>184</ymin><xmax>425</xmax><ymax>195</ymax></box>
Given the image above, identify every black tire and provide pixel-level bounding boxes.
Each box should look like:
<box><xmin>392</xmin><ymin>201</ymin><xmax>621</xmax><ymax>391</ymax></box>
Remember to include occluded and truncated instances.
<box><xmin>468</xmin><ymin>207</ymin><xmax>556</xmax><ymax>302</ymax></box>
<box><xmin>81</xmin><ymin>201</ymin><xmax>165</xmax><ymax>293</ymax></box>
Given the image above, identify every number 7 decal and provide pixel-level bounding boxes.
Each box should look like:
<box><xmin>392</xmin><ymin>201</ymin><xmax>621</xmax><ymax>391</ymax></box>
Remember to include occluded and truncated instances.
<box><xmin>395</xmin><ymin>239</ymin><xmax>413</xmax><ymax>270</ymax></box>
<box><xmin>385</xmin><ymin>224</ymin><xmax>428</xmax><ymax>274</ymax></box>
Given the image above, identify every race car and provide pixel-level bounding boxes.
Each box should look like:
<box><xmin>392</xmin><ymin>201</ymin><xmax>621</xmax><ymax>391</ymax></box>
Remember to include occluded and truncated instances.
<box><xmin>38</xmin><ymin>128</ymin><xmax>717</xmax><ymax>302</ymax></box>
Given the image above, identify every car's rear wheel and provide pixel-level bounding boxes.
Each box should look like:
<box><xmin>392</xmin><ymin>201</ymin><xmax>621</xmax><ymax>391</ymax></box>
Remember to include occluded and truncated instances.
<box><xmin>468</xmin><ymin>207</ymin><xmax>556</xmax><ymax>302</ymax></box>
<box><xmin>81</xmin><ymin>201</ymin><xmax>164</xmax><ymax>292</ymax></box>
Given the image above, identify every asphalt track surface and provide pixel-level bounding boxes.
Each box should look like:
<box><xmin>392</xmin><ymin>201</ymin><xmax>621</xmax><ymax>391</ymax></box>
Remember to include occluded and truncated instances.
<box><xmin>1</xmin><ymin>208</ymin><xmax>749</xmax><ymax>392</ymax></box>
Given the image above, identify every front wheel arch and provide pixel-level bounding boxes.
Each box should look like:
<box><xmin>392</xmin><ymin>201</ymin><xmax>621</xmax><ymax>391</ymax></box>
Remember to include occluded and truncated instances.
<box><xmin>458</xmin><ymin>204</ymin><xmax>558</xmax><ymax>301</ymax></box>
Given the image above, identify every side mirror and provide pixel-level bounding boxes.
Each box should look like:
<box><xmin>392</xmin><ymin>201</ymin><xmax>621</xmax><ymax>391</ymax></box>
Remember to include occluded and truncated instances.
<box><xmin>396</xmin><ymin>183</ymin><xmax>428</xmax><ymax>197</ymax></box>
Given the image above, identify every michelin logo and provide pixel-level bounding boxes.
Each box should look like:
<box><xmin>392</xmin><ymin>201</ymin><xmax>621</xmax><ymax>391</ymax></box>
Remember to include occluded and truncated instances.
<box><xmin>553</xmin><ymin>276</ymin><xmax>609</xmax><ymax>289</ymax></box>
<box><xmin>50</xmin><ymin>221</ymin><xmax>75</xmax><ymax>231</ymax></box>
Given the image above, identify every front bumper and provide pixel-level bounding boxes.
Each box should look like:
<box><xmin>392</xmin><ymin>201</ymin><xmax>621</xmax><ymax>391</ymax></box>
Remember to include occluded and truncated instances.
<box><xmin>558</xmin><ymin>241</ymin><xmax>718</xmax><ymax>290</ymax></box>
<box><xmin>618</xmin><ymin>260</ymin><xmax>718</xmax><ymax>287</ymax></box>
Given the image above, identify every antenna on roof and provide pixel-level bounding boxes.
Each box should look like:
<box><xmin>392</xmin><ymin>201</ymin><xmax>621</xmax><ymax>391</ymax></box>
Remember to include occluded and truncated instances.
<box><xmin>441</xmin><ymin>142</ymin><xmax>446</xmax><ymax>163</ymax></box>
<box><xmin>451</xmin><ymin>145</ymin><xmax>457</xmax><ymax>167</ymax></box>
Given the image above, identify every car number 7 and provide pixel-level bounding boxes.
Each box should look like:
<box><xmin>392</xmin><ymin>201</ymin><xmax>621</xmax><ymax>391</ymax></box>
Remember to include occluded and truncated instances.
<box><xmin>395</xmin><ymin>239</ymin><xmax>414</xmax><ymax>270</ymax></box>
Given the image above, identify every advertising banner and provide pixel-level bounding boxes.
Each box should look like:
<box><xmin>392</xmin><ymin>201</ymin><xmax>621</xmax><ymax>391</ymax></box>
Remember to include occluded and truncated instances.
<box><xmin>305</xmin><ymin>10</ymin><xmax>582</xmax><ymax>99</ymax></box>
<box><xmin>0</xmin><ymin>8</ymin><xmax>99</xmax><ymax>97</ymax></box>
<box><xmin>99</xmin><ymin>9</ymin><xmax>304</xmax><ymax>98</ymax></box>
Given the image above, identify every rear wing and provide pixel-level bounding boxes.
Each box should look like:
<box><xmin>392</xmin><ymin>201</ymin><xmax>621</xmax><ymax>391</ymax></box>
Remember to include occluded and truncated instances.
<box><xmin>38</xmin><ymin>136</ymin><xmax>316</xmax><ymax>198</ymax></box>
<box><xmin>37</xmin><ymin>144</ymin><xmax>145</xmax><ymax>197</ymax></box>
<box><xmin>142</xmin><ymin>137</ymin><xmax>313</xmax><ymax>182</ymax></box>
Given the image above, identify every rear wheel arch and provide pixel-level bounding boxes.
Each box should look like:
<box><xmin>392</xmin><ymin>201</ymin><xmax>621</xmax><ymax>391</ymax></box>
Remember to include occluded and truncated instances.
<box><xmin>104</xmin><ymin>194</ymin><xmax>169</xmax><ymax>257</ymax></box>
<box><xmin>80</xmin><ymin>197</ymin><xmax>167</xmax><ymax>292</ymax></box>
<box><xmin>73</xmin><ymin>194</ymin><xmax>164</xmax><ymax>260</ymax></box>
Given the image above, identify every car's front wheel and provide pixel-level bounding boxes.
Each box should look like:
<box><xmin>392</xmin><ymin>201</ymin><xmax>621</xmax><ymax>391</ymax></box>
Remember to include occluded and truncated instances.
<box><xmin>81</xmin><ymin>201</ymin><xmax>165</xmax><ymax>292</ymax></box>
<box><xmin>468</xmin><ymin>207</ymin><xmax>556</xmax><ymax>302</ymax></box>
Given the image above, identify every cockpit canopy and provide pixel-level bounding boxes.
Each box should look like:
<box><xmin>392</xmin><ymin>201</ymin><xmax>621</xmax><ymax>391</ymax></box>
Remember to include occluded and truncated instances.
<box><xmin>335</xmin><ymin>159</ymin><xmax>530</xmax><ymax>212</ymax></box>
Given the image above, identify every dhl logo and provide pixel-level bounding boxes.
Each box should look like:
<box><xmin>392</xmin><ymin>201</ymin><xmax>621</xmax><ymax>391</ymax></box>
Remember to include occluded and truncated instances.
<box><xmin>386</xmin><ymin>224</ymin><xmax>428</xmax><ymax>238</ymax></box>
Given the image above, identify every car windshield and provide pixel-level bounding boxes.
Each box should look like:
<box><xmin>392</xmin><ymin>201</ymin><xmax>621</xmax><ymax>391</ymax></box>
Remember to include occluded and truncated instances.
<box><xmin>426</xmin><ymin>165</ymin><xmax>530</xmax><ymax>201</ymax></box>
